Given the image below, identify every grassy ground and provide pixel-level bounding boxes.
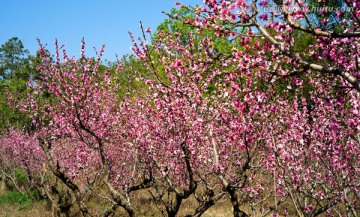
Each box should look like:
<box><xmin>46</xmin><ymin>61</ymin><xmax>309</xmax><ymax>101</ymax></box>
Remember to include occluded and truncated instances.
<box><xmin>0</xmin><ymin>180</ymin><xmax>233</xmax><ymax>217</ymax></box>
<box><xmin>83</xmin><ymin>190</ymin><xmax>234</xmax><ymax>217</ymax></box>
<box><xmin>0</xmin><ymin>202</ymin><xmax>51</xmax><ymax>217</ymax></box>
<box><xmin>0</xmin><ymin>180</ymin><xmax>51</xmax><ymax>217</ymax></box>
<box><xmin>0</xmin><ymin>193</ymin><xmax>232</xmax><ymax>217</ymax></box>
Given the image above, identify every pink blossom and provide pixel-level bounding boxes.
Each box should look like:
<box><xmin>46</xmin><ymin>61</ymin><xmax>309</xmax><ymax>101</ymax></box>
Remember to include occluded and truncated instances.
<box><xmin>259</xmin><ymin>13</ymin><xmax>268</xmax><ymax>21</ymax></box>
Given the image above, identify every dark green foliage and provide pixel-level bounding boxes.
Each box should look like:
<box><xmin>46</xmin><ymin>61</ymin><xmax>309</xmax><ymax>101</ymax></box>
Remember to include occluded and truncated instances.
<box><xmin>115</xmin><ymin>54</ymin><xmax>149</xmax><ymax>98</ymax></box>
<box><xmin>0</xmin><ymin>37</ymin><xmax>30</xmax><ymax>80</ymax></box>
<box><xmin>157</xmin><ymin>6</ymin><xmax>239</xmax><ymax>56</ymax></box>
<box><xmin>0</xmin><ymin>38</ymin><xmax>39</xmax><ymax>133</ymax></box>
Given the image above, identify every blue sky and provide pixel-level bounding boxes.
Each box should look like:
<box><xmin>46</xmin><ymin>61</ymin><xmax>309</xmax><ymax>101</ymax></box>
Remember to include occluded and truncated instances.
<box><xmin>0</xmin><ymin>0</ymin><xmax>202</xmax><ymax>61</ymax></box>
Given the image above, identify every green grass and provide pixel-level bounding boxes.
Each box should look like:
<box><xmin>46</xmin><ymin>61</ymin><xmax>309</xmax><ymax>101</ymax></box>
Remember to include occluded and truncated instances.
<box><xmin>0</xmin><ymin>191</ymin><xmax>32</xmax><ymax>210</ymax></box>
<box><xmin>14</xmin><ymin>168</ymin><xmax>29</xmax><ymax>183</ymax></box>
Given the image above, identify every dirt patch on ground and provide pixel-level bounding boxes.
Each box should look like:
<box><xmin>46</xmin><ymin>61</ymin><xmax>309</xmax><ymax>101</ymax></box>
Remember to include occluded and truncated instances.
<box><xmin>0</xmin><ymin>202</ymin><xmax>51</xmax><ymax>217</ymax></box>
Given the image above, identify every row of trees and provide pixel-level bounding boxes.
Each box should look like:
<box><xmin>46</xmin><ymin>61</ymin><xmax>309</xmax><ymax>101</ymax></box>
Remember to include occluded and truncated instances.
<box><xmin>1</xmin><ymin>0</ymin><xmax>359</xmax><ymax>216</ymax></box>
